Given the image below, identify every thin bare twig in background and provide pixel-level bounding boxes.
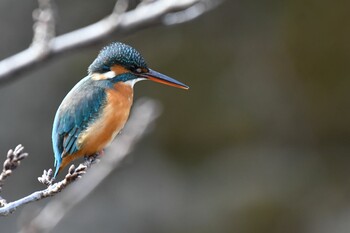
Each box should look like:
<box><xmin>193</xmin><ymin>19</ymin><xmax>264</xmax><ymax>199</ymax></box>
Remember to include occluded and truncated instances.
<box><xmin>0</xmin><ymin>145</ymin><xmax>28</xmax><ymax>207</ymax></box>
<box><xmin>0</xmin><ymin>0</ymin><xmax>220</xmax><ymax>84</ymax></box>
<box><xmin>31</xmin><ymin>0</ymin><xmax>56</xmax><ymax>52</ymax></box>
<box><xmin>18</xmin><ymin>98</ymin><xmax>161</xmax><ymax>233</ymax></box>
<box><xmin>0</xmin><ymin>145</ymin><xmax>28</xmax><ymax>193</ymax></box>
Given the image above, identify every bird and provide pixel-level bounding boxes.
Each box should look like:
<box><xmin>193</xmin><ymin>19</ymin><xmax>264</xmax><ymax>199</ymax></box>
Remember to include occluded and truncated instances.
<box><xmin>52</xmin><ymin>42</ymin><xmax>189</xmax><ymax>177</ymax></box>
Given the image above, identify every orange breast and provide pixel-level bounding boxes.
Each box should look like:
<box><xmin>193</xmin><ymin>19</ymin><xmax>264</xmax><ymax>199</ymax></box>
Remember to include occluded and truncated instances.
<box><xmin>78</xmin><ymin>82</ymin><xmax>134</xmax><ymax>155</ymax></box>
<box><xmin>59</xmin><ymin>82</ymin><xmax>134</xmax><ymax>172</ymax></box>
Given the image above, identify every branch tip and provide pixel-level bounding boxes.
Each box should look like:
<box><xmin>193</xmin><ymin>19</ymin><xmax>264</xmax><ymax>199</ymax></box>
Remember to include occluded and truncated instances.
<box><xmin>38</xmin><ymin>168</ymin><xmax>54</xmax><ymax>186</ymax></box>
<box><xmin>0</xmin><ymin>144</ymin><xmax>29</xmax><ymax>193</ymax></box>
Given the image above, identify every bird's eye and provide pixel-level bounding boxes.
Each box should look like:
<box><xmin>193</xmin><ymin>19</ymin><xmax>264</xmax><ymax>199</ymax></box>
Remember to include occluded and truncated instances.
<box><xmin>102</xmin><ymin>65</ymin><xmax>111</xmax><ymax>71</ymax></box>
<box><xmin>131</xmin><ymin>66</ymin><xmax>147</xmax><ymax>74</ymax></box>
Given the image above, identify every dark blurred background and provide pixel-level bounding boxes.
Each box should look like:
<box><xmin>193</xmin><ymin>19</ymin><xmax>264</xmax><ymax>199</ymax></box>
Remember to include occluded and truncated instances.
<box><xmin>1</xmin><ymin>0</ymin><xmax>350</xmax><ymax>232</ymax></box>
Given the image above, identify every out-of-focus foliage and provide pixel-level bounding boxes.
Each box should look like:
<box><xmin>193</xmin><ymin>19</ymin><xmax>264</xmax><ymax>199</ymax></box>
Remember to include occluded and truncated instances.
<box><xmin>0</xmin><ymin>0</ymin><xmax>350</xmax><ymax>233</ymax></box>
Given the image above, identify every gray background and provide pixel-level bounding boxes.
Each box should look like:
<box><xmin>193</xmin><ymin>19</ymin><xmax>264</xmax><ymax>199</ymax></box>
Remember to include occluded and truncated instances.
<box><xmin>1</xmin><ymin>0</ymin><xmax>350</xmax><ymax>232</ymax></box>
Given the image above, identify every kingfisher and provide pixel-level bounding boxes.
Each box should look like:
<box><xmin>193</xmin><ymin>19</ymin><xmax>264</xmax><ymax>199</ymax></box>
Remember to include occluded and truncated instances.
<box><xmin>52</xmin><ymin>42</ymin><xmax>188</xmax><ymax>177</ymax></box>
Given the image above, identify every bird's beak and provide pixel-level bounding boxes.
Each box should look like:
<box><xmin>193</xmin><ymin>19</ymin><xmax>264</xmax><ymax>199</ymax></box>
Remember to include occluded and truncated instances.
<box><xmin>139</xmin><ymin>69</ymin><xmax>189</xmax><ymax>90</ymax></box>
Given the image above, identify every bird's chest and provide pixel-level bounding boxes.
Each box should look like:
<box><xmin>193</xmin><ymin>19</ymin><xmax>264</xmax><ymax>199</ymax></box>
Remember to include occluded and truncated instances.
<box><xmin>78</xmin><ymin>82</ymin><xmax>133</xmax><ymax>153</ymax></box>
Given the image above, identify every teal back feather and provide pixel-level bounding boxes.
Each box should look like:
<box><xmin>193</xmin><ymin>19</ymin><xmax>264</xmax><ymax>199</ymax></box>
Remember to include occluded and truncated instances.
<box><xmin>52</xmin><ymin>76</ymin><xmax>107</xmax><ymax>176</ymax></box>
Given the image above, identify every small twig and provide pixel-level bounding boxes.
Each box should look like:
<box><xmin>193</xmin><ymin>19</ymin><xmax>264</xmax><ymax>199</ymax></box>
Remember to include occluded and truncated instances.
<box><xmin>37</xmin><ymin>169</ymin><xmax>54</xmax><ymax>187</ymax></box>
<box><xmin>18</xmin><ymin>98</ymin><xmax>161</xmax><ymax>233</ymax></box>
<box><xmin>31</xmin><ymin>0</ymin><xmax>56</xmax><ymax>51</ymax></box>
<box><xmin>0</xmin><ymin>145</ymin><xmax>29</xmax><ymax>198</ymax></box>
<box><xmin>0</xmin><ymin>164</ymin><xmax>86</xmax><ymax>216</ymax></box>
<box><xmin>0</xmin><ymin>145</ymin><xmax>28</xmax><ymax>189</ymax></box>
<box><xmin>113</xmin><ymin>0</ymin><xmax>129</xmax><ymax>14</ymax></box>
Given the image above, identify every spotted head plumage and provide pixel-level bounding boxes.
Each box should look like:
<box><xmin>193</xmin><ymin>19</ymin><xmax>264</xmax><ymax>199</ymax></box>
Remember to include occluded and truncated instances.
<box><xmin>88</xmin><ymin>42</ymin><xmax>148</xmax><ymax>74</ymax></box>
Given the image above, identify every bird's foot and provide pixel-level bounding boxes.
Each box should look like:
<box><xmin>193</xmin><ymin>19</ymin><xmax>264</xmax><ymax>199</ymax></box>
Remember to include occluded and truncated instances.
<box><xmin>83</xmin><ymin>153</ymin><xmax>101</xmax><ymax>168</ymax></box>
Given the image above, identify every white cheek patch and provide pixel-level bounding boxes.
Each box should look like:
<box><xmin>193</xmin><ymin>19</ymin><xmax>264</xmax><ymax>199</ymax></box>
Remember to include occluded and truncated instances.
<box><xmin>124</xmin><ymin>78</ymin><xmax>146</xmax><ymax>87</ymax></box>
<box><xmin>91</xmin><ymin>71</ymin><xmax>117</xmax><ymax>80</ymax></box>
<box><xmin>104</xmin><ymin>71</ymin><xmax>117</xmax><ymax>79</ymax></box>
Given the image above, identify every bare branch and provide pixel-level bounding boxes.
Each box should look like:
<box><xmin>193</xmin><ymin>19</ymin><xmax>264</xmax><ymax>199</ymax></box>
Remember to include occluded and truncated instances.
<box><xmin>0</xmin><ymin>0</ymin><xmax>219</xmax><ymax>84</ymax></box>
<box><xmin>163</xmin><ymin>0</ymin><xmax>222</xmax><ymax>25</ymax></box>
<box><xmin>0</xmin><ymin>164</ymin><xmax>86</xmax><ymax>216</ymax></box>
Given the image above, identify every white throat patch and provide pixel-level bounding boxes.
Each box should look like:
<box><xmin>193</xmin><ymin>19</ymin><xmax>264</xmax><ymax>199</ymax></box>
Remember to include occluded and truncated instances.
<box><xmin>124</xmin><ymin>78</ymin><xmax>146</xmax><ymax>87</ymax></box>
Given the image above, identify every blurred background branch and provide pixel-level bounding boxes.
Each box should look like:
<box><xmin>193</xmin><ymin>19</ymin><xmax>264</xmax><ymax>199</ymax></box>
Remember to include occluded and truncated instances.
<box><xmin>0</xmin><ymin>0</ymin><xmax>220</xmax><ymax>84</ymax></box>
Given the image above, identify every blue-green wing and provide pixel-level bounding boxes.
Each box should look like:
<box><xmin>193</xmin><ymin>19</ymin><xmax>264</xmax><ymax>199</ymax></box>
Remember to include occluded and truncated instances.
<box><xmin>52</xmin><ymin>76</ymin><xmax>106</xmax><ymax>172</ymax></box>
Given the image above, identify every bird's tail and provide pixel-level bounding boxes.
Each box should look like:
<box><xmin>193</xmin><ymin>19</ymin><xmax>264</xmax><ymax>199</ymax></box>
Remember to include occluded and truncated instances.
<box><xmin>53</xmin><ymin>157</ymin><xmax>62</xmax><ymax>178</ymax></box>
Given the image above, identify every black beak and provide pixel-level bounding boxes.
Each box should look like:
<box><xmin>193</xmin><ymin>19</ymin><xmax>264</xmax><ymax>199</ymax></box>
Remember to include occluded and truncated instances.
<box><xmin>139</xmin><ymin>69</ymin><xmax>189</xmax><ymax>90</ymax></box>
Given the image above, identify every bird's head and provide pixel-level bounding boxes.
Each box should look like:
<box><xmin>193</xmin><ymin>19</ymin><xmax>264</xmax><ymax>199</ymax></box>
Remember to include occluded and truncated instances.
<box><xmin>88</xmin><ymin>42</ymin><xmax>189</xmax><ymax>89</ymax></box>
